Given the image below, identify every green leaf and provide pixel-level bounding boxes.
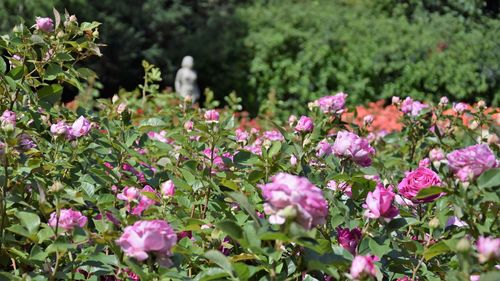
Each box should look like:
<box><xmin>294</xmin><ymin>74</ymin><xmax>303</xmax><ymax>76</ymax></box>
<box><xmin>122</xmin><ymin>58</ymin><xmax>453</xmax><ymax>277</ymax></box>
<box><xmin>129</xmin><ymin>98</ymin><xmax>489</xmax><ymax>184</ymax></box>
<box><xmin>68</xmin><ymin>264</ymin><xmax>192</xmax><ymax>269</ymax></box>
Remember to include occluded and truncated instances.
<box><xmin>228</xmin><ymin>192</ymin><xmax>260</xmax><ymax>224</ymax></box>
<box><xmin>415</xmin><ymin>186</ymin><xmax>446</xmax><ymax>200</ymax></box>
<box><xmin>44</xmin><ymin>64</ymin><xmax>64</xmax><ymax>80</ymax></box>
<box><xmin>423</xmin><ymin>241</ymin><xmax>450</xmax><ymax>260</ymax></box>
<box><xmin>204</xmin><ymin>250</ymin><xmax>233</xmax><ymax>275</ymax></box>
<box><xmin>193</xmin><ymin>268</ymin><xmax>229</xmax><ymax>281</ymax></box>
<box><xmin>480</xmin><ymin>271</ymin><xmax>500</xmax><ymax>281</ymax></box>
<box><xmin>7</xmin><ymin>66</ymin><xmax>24</xmax><ymax>80</ymax></box>
<box><xmin>139</xmin><ymin>118</ymin><xmax>166</xmax><ymax>128</ymax></box>
<box><xmin>368</xmin><ymin>237</ymin><xmax>391</xmax><ymax>257</ymax></box>
<box><xmin>477</xmin><ymin>168</ymin><xmax>500</xmax><ymax>189</ymax></box>
<box><xmin>38</xmin><ymin>84</ymin><xmax>63</xmax><ymax>105</ymax></box>
<box><xmin>268</xmin><ymin>141</ymin><xmax>282</xmax><ymax>158</ymax></box>
<box><xmin>80</xmin><ymin>182</ymin><xmax>95</xmax><ymax>197</ymax></box>
<box><xmin>216</xmin><ymin>220</ymin><xmax>243</xmax><ymax>239</ymax></box>
<box><xmin>0</xmin><ymin>57</ymin><xmax>6</xmax><ymax>74</ymax></box>
<box><xmin>16</xmin><ymin>212</ymin><xmax>40</xmax><ymax>234</ymax></box>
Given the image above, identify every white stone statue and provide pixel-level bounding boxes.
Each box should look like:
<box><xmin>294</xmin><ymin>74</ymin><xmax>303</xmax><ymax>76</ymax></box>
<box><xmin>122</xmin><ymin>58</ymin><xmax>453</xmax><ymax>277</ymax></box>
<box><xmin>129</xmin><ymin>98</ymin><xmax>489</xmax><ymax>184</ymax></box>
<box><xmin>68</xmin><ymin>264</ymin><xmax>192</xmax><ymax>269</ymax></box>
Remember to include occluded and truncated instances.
<box><xmin>175</xmin><ymin>56</ymin><xmax>200</xmax><ymax>102</ymax></box>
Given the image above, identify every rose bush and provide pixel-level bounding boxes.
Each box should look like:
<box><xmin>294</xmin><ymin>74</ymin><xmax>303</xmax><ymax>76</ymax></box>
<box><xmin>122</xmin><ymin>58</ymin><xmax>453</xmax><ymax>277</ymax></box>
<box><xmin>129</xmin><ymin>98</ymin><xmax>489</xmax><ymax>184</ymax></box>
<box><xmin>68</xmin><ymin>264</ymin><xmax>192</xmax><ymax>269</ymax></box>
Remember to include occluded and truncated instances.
<box><xmin>0</xmin><ymin>10</ymin><xmax>499</xmax><ymax>281</ymax></box>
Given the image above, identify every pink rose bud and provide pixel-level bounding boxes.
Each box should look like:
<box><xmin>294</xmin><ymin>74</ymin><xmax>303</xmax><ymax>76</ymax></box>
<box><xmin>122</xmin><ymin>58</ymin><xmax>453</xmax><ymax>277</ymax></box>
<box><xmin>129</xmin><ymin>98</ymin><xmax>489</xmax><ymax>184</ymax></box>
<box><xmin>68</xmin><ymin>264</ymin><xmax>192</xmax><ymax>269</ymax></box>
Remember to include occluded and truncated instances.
<box><xmin>350</xmin><ymin>255</ymin><xmax>378</xmax><ymax>280</ymax></box>
<box><xmin>453</xmin><ymin>102</ymin><xmax>468</xmax><ymax>114</ymax></box>
<box><xmin>294</xmin><ymin>116</ymin><xmax>314</xmax><ymax>133</ymax></box>
<box><xmin>447</xmin><ymin>144</ymin><xmax>497</xmax><ymax>182</ymax></box>
<box><xmin>184</xmin><ymin>120</ymin><xmax>194</xmax><ymax>131</ymax></box>
<box><xmin>401</xmin><ymin>97</ymin><xmax>428</xmax><ymax>116</ymax></box>
<box><xmin>419</xmin><ymin>158</ymin><xmax>431</xmax><ymax>168</ymax></box>
<box><xmin>117</xmin><ymin>186</ymin><xmax>140</xmax><ymax>202</ymax></box>
<box><xmin>476</xmin><ymin>236</ymin><xmax>500</xmax><ymax>263</ymax></box>
<box><xmin>290</xmin><ymin>154</ymin><xmax>297</xmax><ymax>166</ymax></box>
<box><xmin>204</xmin><ymin>110</ymin><xmax>219</xmax><ymax>123</ymax></box>
<box><xmin>398</xmin><ymin>167</ymin><xmax>442</xmax><ymax>202</ymax></box>
<box><xmin>336</xmin><ymin>227</ymin><xmax>362</xmax><ymax>255</ymax></box>
<box><xmin>363</xmin><ymin>115</ymin><xmax>374</xmax><ymax>126</ymax></box>
<box><xmin>35</xmin><ymin>17</ymin><xmax>54</xmax><ymax>32</ymax></box>
<box><xmin>50</xmin><ymin>121</ymin><xmax>69</xmax><ymax>136</ymax></box>
<box><xmin>391</xmin><ymin>96</ymin><xmax>401</xmax><ymax>105</ymax></box>
<box><xmin>476</xmin><ymin>100</ymin><xmax>486</xmax><ymax>110</ymax></box>
<box><xmin>70</xmin><ymin>116</ymin><xmax>91</xmax><ymax>138</ymax></box>
<box><xmin>439</xmin><ymin>96</ymin><xmax>449</xmax><ymax>106</ymax></box>
<box><xmin>316</xmin><ymin>92</ymin><xmax>348</xmax><ymax>114</ymax></box>
<box><xmin>429</xmin><ymin>148</ymin><xmax>445</xmax><ymax>162</ymax></box>
<box><xmin>116</xmin><ymin>220</ymin><xmax>177</xmax><ymax>266</ymax></box>
<box><xmin>117</xmin><ymin>102</ymin><xmax>127</xmax><ymax>114</ymax></box>
<box><xmin>161</xmin><ymin>180</ymin><xmax>175</xmax><ymax>197</ymax></box>
<box><xmin>259</xmin><ymin>173</ymin><xmax>328</xmax><ymax>230</ymax></box>
<box><xmin>48</xmin><ymin>208</ymin><xmax>87</xmax><ymax>231</ymax></box>
<box><xmin>364</xmin><ymin>185</ymin><xmax>399</xmax><ymax>220</ymax></box>
<box><xmin>235</xmin><ymin>128</ymin><xmax>249</xmax><ymax>143</ymax></box>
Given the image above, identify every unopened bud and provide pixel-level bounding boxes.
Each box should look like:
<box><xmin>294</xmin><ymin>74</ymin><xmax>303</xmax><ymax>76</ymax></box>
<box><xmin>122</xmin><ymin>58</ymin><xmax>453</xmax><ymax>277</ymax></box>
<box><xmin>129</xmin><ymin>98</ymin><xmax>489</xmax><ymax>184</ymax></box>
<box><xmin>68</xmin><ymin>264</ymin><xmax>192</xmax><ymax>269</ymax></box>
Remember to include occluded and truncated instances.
<box><xmin>363</xmin><ymin>115</ymin><xmax>374</xmax><ymax>126</ymax></box>
<box><xmin>456</xmin><ymin>237</ymin><xmax>470</xmax><ymax>253</ymax></box>
<box><xmin>117</xmin><ymin>103</ymin><xmax>127</xmax><ymax>114</ymax></box>
<box><xmin>476</xmin><ymin>100</ymin><xmax>486</xmax><ymax>110</ymax></box>
<box><xmin>56</xmin><ymin>31</ymin><xmax>65</xmax><ymax>39</ymax></box>
<box><xmin>92</xmin><ymin>30</ymin><xmax>99</xmax><ymax>38</ymax></box>
<box><xmin>50</xmin><ymin>181</ymin><xmax>64</xmax><ymax>193</ymax></box>
<box><xmin>392</xmin><ymin>96</ymin><xmax>401</xmax><ymax>105</ymax></box>
<box><xmin>439</xmin><ymin>96</ymin><xmax>449</xmax><ymax>106</ymax></box>
<box><xmin>429</xmin><ymin>217</ymin><xmax>440</xmax><ymax>229</ymax></box>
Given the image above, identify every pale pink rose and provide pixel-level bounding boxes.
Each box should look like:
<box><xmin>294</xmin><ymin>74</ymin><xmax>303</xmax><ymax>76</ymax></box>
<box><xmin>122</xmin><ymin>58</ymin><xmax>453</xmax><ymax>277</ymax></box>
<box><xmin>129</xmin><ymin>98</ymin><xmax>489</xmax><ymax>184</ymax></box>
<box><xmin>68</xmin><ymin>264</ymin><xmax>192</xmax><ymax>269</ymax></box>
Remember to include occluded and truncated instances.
<box><xmin>316</xmin><ymin>92</ymin><xmax>347</xmax><ymax>114</ymax></box>
<box><xmin>316</xmin><ymin>140</ymin><xmax>333</xmax><ymax>157</ymax></box>
<box><xmin>327</xmin><ymin>180</ymin><xmax>352</xmax><ymax>197</ymax></box>
<box><xmin>477</xmin><ymin>236</ymin><xmax>500</xmax><ymax>263</ymax></box>
<box><xmin>447</xmin><ymin>144</ymin><xmax>497</xmax><ymax>182</ymax></box>
<box><xmin>147</xmin><ymin>130</ymin><xmax>172</xmax><ymax>143</ymax></box>
<box><xmin>117</xmin><ymin>186</ymin><xmax>140</xmax><ymax>202</ymax></box>
<box><xmin>294</xmin><ymin>116</ymin><xmax>314</xmax><ymax>133</ymax></box>
<box><xmin>35</xmin><ymin>17</ymin><xmax>54</xmax><ymax>32</ymax></box>
<box><xmin>116</xmin><ymin>220</ymin><xmax>177</xmax><ymax>266</ymax></box>
<box><xmin>259</xmin><ymin>173</ymin><xmax>328</xmax><ymax>229</ymax></box>
<box><xmin>0</xmin><ymin>110</ymin><xmax>16</xmax><ymax>128</ymax></box>
<box><xmin>69</xmin><ymin>116</ymin><xmax>91</xmax><ymax>138</ymax></box>
<box><xmin>160</xmin><ymin>180</ymin><xmax>175</xmax><ymax>197</ymax></box>
<box><xmin>429</xmin><ymin>148</ymin><xmax>445</xmax><ymax>162</ymax></box>
<box><xmin>204</xmin><ymin>110</ymin><xmax>219</xmax><ymax>123</ymax></box>
<box><xmin>288</xmin><ymin>115</ymin><xmax>297</xmax><ymax>126</ymax></box>
<box><xmin>48</xmin><ymin>209</ymin><xmax>87</xmax><ymax>231</ymax></box>
<box><xmin>290</xmin><ymin>154</ymin><xmax>298</xmax><ymax>166</ymax></box>
<box><xmin>439</xmin><ymin>96</ymin><xmax>449</xmax><ymax>106</ymax></box>
<box><xmin>350</xmin><ymin>255</ymin><xmax>378</xmax><ymax>280</ymax></box>
<box><xmin>364</xmin><ymin>185</ymin><xmax>399</xmax><ymax>220</ymax></box>
<box><xmin>235</xmin><ymin>128</ymin><xmax>249</xmax><ymax>143</ymax></box>
<box><xmin>263</xmin><ymin>130</ymin><xmax>284</xmax><ymax>142</ymax></box>
<box><xmin>50</xmin><ymin>121</ymin><xmax>69</xmax><ymax>136</ymax></box>
<box><xmin>398</xmin><ymin>167</ymin><xmax>442</xmax><ymax>202</ymax></box>
<box><xmin>184</xmin><ymin>120</ymin><xmax>194</xmax><ymax>132</ymax></box>
<box><xmin>453</xmin><ymin>102</ymin><xmax>468</xmax><ymax>114</ymax></box>
<box><xmin>332</xmin><ymin>131</ymin><xmax>375</xmax><ymax>167</ymax></box>
<box><xmin>470</xmin><ymin>275</ymin><xmax>480</xmax><ymax>281</ymax></box>
<box><xmin>131</xmin><ymin>186</ymin><xmax>158</xmax><ymax>216</ymax></box>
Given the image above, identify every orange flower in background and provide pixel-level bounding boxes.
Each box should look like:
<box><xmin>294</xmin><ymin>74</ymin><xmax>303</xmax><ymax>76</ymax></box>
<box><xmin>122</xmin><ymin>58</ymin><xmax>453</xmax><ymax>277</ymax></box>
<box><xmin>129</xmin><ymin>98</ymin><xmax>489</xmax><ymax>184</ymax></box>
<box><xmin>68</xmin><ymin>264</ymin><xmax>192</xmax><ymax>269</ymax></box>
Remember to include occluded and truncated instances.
<box><xmin>343</xmin><ymin>100</ymin><xmax>403</xmax><ymax>132</ymax></box>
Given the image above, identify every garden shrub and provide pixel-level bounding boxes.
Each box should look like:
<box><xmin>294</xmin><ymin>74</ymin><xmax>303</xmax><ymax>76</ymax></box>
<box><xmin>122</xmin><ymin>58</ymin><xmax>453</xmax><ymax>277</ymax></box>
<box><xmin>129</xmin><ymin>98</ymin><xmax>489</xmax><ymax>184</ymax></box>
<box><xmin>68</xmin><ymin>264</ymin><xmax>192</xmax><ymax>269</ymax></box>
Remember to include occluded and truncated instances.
<box><xmin>0</xmin><ymin>9</ymin><xmax>499</xmax><ymax>281</ymax></box>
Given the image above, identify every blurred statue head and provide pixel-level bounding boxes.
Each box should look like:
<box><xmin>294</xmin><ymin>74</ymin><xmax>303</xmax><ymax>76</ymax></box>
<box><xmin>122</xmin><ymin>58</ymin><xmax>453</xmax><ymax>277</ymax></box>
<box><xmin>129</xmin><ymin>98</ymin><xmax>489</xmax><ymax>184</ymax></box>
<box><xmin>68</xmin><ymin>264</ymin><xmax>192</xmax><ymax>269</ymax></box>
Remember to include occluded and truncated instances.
<box><xmin>181</xmin><ymin>56</ymin><xmax>194</xmax><ymax>69</ymax></box>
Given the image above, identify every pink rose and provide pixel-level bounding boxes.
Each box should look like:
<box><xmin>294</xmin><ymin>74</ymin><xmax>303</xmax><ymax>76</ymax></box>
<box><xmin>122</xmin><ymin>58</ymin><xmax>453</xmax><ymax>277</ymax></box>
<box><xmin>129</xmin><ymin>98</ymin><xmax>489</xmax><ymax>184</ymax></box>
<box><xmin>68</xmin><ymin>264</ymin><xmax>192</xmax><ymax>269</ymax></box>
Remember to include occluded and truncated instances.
<box><xmin>364</xmin><ymin>185</ymin><xmax>399</xmax><ymax>220</ymax></box>
<box><xmin>453</xmin><ymin>102</ymin><xmax>468</xmax><ymax>114</ymax></box>
<box><xmin>363</xmin><ymin>115</ymin><xmax>374</xmax><ymax>126</ymax></box>
<box><xmin>400</xmin><ymin>97</ymin><xmax>428</xmax><ymax>116</ymax></box>
<box><xmin>398</xmin><ymin>167</ymin><xmax>442</xmax><ymax>202</ymax></box>
<box><xmin>50</xmin><ymin>121</ymin><xmax>69</xmax><ymax>136</ymax></box>
<box><xmin>350</xmin><ymin>255</ymin><xmax>378</xmax><ymax>280</ymax></box>
<box><xmin>316</xmin><ymin>92</ymin><xmax>347</xmax><ymax>114</ymax></box>
<box><xmin>259</xmin><ymin>173</ymin><xmax>328</xmax><ymax>229</ymax></box>
<box><xmin>419</xmin><ymin>158</ymin><xmax>431</xmax><ymax>168</ymax></box>
<box><xmin>69</xmin><ymin>116</ymin><xmax>91</xmax><ymax>138</ymax></box>
<box><xmin>131</xmin><ymin>186</ymin><xmax>158</xmax><ymax>216</ymax></box>
<box><xmin>184</xmin><ymin>120</ymin><xmax>194</xmax><ymax>131</ymax></box>
<box><xmin>327</xmin><ymin>180</ymin><xmax>352</xmax><ymax>197</ymax></box>
<box><xmin>447</xmin><ymin>144</ymin><xmax>497</xmax><ymax>182</ymax></box>
<box><xmin>116</xmin><ymin>220</ymin><xmax>177</xmax><ymax>266</ymax></box>
<box><xmin>294</xmin><ymin>116</ymin><xmax>314</xmax><ymax>133</ymax></box>
<box><xmin>35</xmin><ymin>17</ymin><xmax>54</xmax><ymax>32</ymax></box>
<box><xmin>235</xmin><ymin>128</ymin><xmax>249</xmax><ymax>143</ymax></box>
<box><xmin>439</xmin><ymin>96</ymin><xmax>449</xmax><ymax>106</ymax></box>
<box><xmin>290</xmin><ymin>154</ymin><xmax>297</xmax><ymax>166</ymax></box>
<box><xmin>316</xmin><ymin>140</ymin><xmax>333</xmax><ymax>157</ymax></box>
<box><xmin>204</xmin><ymin>110</ymin><xmax>219</xmax><ymax>123</ymax></box>
<box><xmin>263</xmin><ymin>130</ymin><xmax>284</xmax><ymax>142</ymax></box>
<box><xmin>332</xmin><ymin>131</ymin><xmax>375</xmax><ymax>167</ymax></box>
<box><xmin>476</xmin><ymin>236</ymin><xmax>500</xmax><ymax>263</ymax></box>
<box><xmin>429</xmin><ymin>148</ymin><xmax>445</xmax><ymax>162</ymax></box>
<box><xmin>336</xmin><ymin>227</ymin><xmax>362</xmax><ymax>255</ymax></box>
<box><xmin>161</xmin><ymin>180</ymin><xmax>175</xmax><ymax>197</ymax></box>
<box><xmin>48</xmin><ymin>208</ymin><xmax>87</xmax><ymax>231</ymax></box>
<box><xmin>117</xmin><ymin>186</ymin><xmax>140</xmax><ymax>202</ymax></box>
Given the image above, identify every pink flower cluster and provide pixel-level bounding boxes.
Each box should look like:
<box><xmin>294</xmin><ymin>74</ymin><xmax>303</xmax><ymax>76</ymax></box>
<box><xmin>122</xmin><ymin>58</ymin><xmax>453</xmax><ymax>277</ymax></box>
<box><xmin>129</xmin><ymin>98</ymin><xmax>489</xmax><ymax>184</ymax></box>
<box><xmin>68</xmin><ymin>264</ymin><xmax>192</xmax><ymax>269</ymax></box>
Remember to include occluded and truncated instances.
<box><xmin>447</xmin><ymin>144</ymin><xmax>497</xmax><ymax>182</ymax></box>
<box><xmin>398</xmin><ymin>167</ymin><xmax>442</xmax><ymax>202</ymax></box>
<box><xmin>259</xmin><ymin>173</ymin><xmax>328</xmax><ymax>229</ymax></box>
<box><xmin>48</xmin><ymin>208</ymin><xmax>87</xmax><ymax>231</ymax></box>
<box><xmin>316</xmin><ymin>92</ymin><xmax>347</xmax><ymax>114</ymax></box>
<box><xmin>332</xmin><ymin>131</ymin><xmax>375</xmax><ymax>167</ymax></box>
<box><xmin>400</xmin><ymin>97</ymin><xmax>428</xmax><ymax>116</ymax></box>
<box><xmin>50</xmin><ymin>116</ymin><xmax>92</xmax><ymax>139</ymax></box>
<box><xmin>116</xmin><ymin>220</ymin><xmax>177</xmax><ymax>267</ymax></box>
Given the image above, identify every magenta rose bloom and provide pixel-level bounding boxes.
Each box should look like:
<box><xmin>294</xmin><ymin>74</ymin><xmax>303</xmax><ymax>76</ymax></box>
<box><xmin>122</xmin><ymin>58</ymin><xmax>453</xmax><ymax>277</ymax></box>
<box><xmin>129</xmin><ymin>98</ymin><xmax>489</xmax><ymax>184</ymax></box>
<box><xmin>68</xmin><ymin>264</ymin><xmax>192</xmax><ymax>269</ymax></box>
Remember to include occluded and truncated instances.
<box><xmin>336</xmin><ymin>227</ymin><xmax>362</xmax><ymax>255</ymax></box>
<box><xmin>350</xmin><ymin>255</ymin><xmax>378</xmax><ymax>280</ymax></box>
<box><xmin>259</xmin><ymin>173</ymin><xmax>328</xmax><ymax>229</ymax></box>
<box><xmin>316</xmin><ymin>92</ymin><xmax>347</xmax><ymax>114</ymax></box>
<box><xmin>35</xmin><ymin>17</ymin><xmax>54</xmax><ymax>32</ymax></box>
<box><xmin>204</xmin><ymin>109</ymin><xmax>219</xmax><ymax>123</ymax></box>
<box><xmin>447</xmin><ymin>144</ymin><xmax>497</xmax><ymax>182</ymax></box>
<box><xmin>398</xmin><ymin>167</ymin><xmax>442</xmax><ymax>202</ymax></box>
<box><xmin>69</xmin><ymin>116</ymin><xmax>91</xmax><ymax>138</ymax></box>
<box><xmin>364</xmin><ymin>185</ymin><xmax>399</xmax><ymax>220</ymax></box>
<box><xmin>294</xmin><ymin>116</ymin><xmax>314</xmax><ymax>133</ymax></box>
<box><xmin>332</xmin><ymin>131</ymin><xmax>375</xmax><ymax>167</ymax></box>
<box><xmin>116</xmin><ymin>220</ymin><xmax>177</xmax><ymax>267</ymax></box>
<box><xmin>400</xmin><ymin>97</ymin><xmax>428</xmax><ymax>116</ymax></box>
<box><xmin>48</xmin><ymin>208</ymin><xmax>87</xmax><ymax>231</ymax></box>
<box><xmin>476</xmin><ymin>236</ymin><xmax>500</xmax><ymax>263</ymax></box>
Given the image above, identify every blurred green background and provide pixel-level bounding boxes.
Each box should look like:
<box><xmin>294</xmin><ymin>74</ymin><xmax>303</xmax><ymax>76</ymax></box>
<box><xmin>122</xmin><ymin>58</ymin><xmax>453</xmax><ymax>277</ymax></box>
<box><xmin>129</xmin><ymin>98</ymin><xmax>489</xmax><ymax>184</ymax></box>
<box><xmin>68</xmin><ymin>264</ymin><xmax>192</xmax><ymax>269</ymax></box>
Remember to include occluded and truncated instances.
<box><xmin>1</xmin><ymin>0</ymin><xmax>500</xmax><ymax>114</ymax></box>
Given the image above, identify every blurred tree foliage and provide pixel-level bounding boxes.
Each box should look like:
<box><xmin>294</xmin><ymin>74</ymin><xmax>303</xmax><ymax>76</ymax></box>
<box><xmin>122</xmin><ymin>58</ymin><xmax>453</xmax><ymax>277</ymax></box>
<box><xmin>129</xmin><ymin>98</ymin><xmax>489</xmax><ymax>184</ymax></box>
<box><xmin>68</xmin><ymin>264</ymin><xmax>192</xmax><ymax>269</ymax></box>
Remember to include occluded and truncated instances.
<box><xmin>1</xmin><ymin>0</ymin><xmax>499</xmax><ymax>114</ymax></box>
